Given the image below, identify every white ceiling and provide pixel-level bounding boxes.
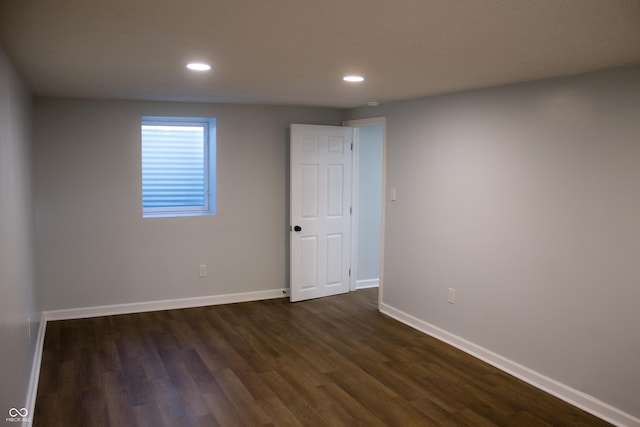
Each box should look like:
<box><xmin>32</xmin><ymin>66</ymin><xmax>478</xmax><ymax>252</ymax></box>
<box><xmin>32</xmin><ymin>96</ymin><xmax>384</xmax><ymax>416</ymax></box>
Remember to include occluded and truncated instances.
<box><xmin>1</xmin><ymin>0</ymin><xmax>640</xmax><ymax>108</ymax></box>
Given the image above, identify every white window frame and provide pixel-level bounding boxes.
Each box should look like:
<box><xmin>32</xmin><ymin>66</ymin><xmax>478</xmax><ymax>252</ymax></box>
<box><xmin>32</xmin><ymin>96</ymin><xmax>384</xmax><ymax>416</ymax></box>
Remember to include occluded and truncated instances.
<box><xmin>141</xmin><ymin>116</ymin><xmax>216</xmax><ymax>218</ymax></box>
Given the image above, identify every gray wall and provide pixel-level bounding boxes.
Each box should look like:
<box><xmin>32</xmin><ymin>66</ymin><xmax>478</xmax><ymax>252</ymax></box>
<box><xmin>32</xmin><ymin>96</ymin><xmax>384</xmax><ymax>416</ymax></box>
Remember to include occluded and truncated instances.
<box><xmin>356</xmin><ymin>125</ymin><xmax>383</xmax><ymax>282</ymax></box>
<box><xmin>345</xmin><ymin>66</ymin><xmax>640</xmax><ymax>418</ymax></box>
<box><xmin>0</xmin><ymin>49</ymin><xmax>38</xmax><ymax>414</ymax></box>
<box><xmin>33</xmin><ymin>98</ymin><xmax>342</xmax><ymax>311</ymax></box>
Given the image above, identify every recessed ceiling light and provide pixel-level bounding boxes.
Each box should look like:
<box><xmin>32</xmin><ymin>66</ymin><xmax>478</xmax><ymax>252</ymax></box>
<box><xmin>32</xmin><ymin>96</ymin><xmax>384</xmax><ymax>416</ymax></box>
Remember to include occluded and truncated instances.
<box><xmin>343</xmin><ymin>75</ymin><xmax>364</xmax><ymax>82</ymax></box>
<box><xmin>187</xmin><ymin>63</ymin><xmax>211</xmax><ymax>71</ymax></box>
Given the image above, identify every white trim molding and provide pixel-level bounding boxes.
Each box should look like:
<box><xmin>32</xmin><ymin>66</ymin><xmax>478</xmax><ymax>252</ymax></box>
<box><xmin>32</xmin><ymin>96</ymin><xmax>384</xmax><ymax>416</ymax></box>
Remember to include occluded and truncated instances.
<box><xmin>380</xmin><ymin>302</ymin><xmax>640</xmax><ymax>427</ymax></box>
<box><xmin>356</xmin><ymin>278</ymin><xmax>380</xmax><ymax>289</ymax></box>
<box><xmin>25</xmin><ymin>314</ymin><xmax>46</xmax><ymax>427</ymax></box>
<box><xmin>43</xmin><ymin>288</ymin><xmax>288</xmax><ymax>321</ymax></box>
<box><xmin>343</xmin><ymin>116</ymin><xmax>387</xmax><ymax>304</ymax></box>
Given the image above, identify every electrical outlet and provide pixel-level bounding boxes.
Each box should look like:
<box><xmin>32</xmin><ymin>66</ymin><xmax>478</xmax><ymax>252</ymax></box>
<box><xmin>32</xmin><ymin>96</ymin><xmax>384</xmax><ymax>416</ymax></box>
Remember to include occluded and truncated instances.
<box><xmin>448</xmin><ymin>288</ymin><xmax>456</xmax><ymax>304</ymax></box>
<box><xmin>199</xmin><ymin>264</ymin><xmax>208</xmax><ymax>277</ymax></box>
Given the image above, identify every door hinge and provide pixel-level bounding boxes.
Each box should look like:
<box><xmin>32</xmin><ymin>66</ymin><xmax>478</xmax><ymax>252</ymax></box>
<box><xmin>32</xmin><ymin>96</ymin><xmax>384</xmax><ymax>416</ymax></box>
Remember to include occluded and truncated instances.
<box><xmin>351</xmin><ymin>142</ymin><xmax>353</xmax><ymax>151</ymax></box>
<box><xmin>349</xmin><ymin>268</ymin><xmax>351</xmax><ymax>276</ymax></box>
<box><xmin>350</xmin><ymin>206</ymin><xmax>352</xmax><ymax>215</ymax></box>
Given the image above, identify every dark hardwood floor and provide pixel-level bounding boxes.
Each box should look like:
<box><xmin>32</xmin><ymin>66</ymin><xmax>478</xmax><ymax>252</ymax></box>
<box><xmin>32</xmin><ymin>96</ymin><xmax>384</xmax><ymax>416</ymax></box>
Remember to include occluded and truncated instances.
<box><xmin>34</xmin><ymin>288</ymin><xmax>611</xmax><ymax>426</ymax></box>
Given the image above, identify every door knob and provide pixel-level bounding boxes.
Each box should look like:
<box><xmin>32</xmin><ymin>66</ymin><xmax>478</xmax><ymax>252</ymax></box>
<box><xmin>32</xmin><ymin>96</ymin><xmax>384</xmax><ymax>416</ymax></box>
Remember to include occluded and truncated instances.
<box><xmin>294</xmin><ymin>225</ymin><xmax>302</xmax><ymax>232</ymax></box>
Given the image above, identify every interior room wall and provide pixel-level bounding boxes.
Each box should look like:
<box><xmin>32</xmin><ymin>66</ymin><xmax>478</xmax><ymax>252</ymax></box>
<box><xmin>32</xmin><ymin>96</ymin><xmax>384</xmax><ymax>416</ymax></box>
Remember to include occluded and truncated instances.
<box><xmin>0</xmin><ymin>49</ymin><xmax>39</xmax><ymax>416</ymax></box>
<box><xmin>356</xmin><ymin>124</ymin><xmax>383</xmax><ymax>285</ymax></box>
<box><xmin>344</xmin><ymin>66</ymin><xmax>640</xmax><ymax>420</ymax></box>
<box><xmin>32</xmin><ymin>98</ymin><xmax>342</xmax><ymax>311</ymax></box>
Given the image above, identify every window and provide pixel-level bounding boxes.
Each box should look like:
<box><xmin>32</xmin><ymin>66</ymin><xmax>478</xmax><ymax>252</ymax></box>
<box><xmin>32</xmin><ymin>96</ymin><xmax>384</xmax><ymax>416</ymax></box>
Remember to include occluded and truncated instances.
<box><xmin>141</xmin><ymin>117</ymin><xmax>216</xmax><ymax>217</ymax></box>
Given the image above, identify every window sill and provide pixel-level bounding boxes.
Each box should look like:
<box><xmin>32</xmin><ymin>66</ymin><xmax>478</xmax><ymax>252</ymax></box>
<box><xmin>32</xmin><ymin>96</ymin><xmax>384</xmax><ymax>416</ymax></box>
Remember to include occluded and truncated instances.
<box><xmin>143</xmin><ymin>211</ymin><xmax>215</xmax><ymax>219</ymax></box>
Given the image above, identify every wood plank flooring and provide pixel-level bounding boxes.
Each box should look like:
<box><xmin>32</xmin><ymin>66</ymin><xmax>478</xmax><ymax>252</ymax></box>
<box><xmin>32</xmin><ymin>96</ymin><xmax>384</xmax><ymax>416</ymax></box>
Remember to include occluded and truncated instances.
<box><xmin>34</xmin><ymin>289</ymin><xmax>611</xmax><ymax>426</ymax></box>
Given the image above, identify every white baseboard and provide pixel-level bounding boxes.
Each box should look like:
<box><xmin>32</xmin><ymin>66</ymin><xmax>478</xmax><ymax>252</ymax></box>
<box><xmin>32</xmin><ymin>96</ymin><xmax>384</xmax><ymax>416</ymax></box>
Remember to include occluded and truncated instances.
<box><xmin>356</xmin><ymin>278</ymin><xmax>380</xmax><ymax>289</ymax></box>
<box><xmin>380</xmin><ymin>302</ymin><xmax>640</xmax><ymax>427</ymax></box>
<box><xmin>43</xmin><ymin>288</ymin><xmax>288</xmax><ymax>321</ymax></box>
<box><xmin>25</xmin><ymin>314</ymin><xmax>46</xmax><ymax>426</ymax></box>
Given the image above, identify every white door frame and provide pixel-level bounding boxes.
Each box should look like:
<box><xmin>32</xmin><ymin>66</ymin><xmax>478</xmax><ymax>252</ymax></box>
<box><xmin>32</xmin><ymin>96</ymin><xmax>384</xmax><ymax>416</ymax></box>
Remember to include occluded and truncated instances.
<box><xmin>342</xmin><ymin>117</ymin><xmax>387</xmax><ymax>304</ymax></box>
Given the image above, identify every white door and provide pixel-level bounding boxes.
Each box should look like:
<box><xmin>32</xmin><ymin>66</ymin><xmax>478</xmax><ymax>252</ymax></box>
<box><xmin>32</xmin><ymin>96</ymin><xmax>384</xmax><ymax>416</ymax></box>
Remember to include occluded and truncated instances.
<box><xmin>290</xmin><ymin>124</ymin><xmax>353</xmax><ymax>302</ymax></box>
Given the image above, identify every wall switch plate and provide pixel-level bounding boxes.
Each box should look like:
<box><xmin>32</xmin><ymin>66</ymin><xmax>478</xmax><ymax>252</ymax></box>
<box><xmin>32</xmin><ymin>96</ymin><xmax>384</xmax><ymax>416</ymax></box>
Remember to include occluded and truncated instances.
<box><xmin>448</xmin><ymin>288</ymin><xmax>456</xmax><ymax>304</ymax></box>
<box><xmin>199</xmin><ymin>264</ymin><xmax>208</xmax><ymax>277</ymax></box>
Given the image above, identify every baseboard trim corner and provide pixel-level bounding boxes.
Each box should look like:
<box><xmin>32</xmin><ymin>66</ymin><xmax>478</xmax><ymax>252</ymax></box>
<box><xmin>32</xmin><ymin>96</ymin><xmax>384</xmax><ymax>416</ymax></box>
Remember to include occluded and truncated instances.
<box><xmin>356</xmin><ymin>278</ymin><xmax>380</xmax><ymax>289</ymax></box>
<box><xmin>379</xmin><ymin>302</ymin><xmax>640</xmax><ymax>427</ymax></box>
<box><xmin>29</xmin><ymin>289</ymin><xmax>287</xmax><ymax>424</ymax></box>
<box><xmin>25</xmin><ymin>314</ymin><xmax>46</xmax><ymax>425</ymax></box>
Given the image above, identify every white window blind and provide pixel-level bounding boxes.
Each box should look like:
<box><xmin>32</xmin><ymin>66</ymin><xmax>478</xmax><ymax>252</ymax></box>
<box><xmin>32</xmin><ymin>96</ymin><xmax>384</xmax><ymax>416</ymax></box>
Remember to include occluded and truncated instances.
<box><xmin>141</xmin><ymin>118</ymin><xmax>215</xmax><ymax>217</ymax></box>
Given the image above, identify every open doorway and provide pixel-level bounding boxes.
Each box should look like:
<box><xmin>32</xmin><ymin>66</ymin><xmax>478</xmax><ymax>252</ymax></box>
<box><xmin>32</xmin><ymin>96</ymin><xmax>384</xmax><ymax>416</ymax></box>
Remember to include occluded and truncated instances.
<box><xmin>344</xmin><ymin>118</ymin><xmax>386</xmax><ymax>294</ymax></box>
<box><xmin>288</xmin><ymin>119</ymin><xmax>385</xmax><ymax>302</ymax></box>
